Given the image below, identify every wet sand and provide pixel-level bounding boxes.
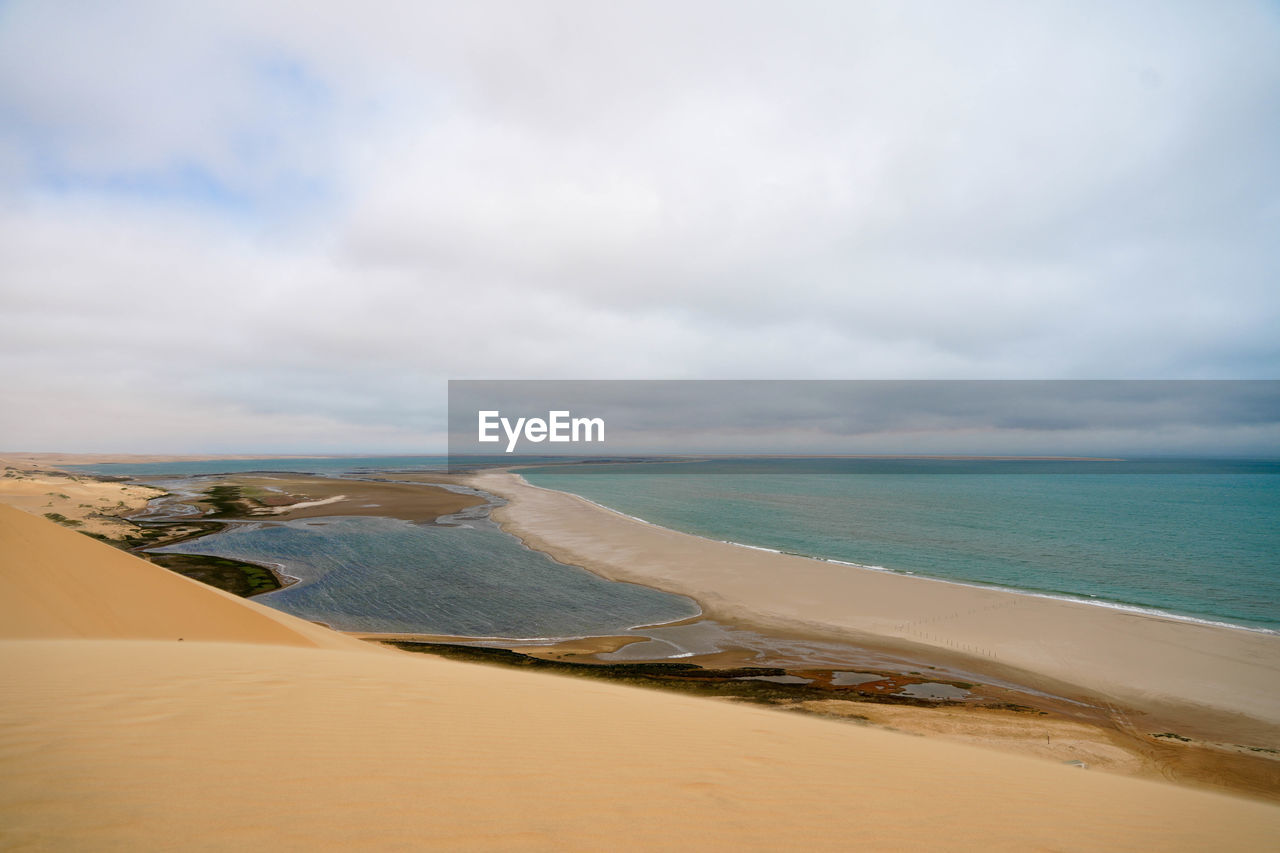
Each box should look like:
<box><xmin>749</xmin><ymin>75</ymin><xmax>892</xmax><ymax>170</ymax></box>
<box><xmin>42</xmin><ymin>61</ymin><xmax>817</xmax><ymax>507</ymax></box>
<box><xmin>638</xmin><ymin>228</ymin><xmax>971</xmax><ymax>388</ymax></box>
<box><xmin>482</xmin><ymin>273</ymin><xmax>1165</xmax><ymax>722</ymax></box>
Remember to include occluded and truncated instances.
<box><xmin>467</xmin><ymin>470</ymin><xmax>1280</xmax><ymax>747</ymax></box>
<box><xmin>208</xmin><ymin>474</ymin><xmax>486</xmax><ymax>522</ymax></box>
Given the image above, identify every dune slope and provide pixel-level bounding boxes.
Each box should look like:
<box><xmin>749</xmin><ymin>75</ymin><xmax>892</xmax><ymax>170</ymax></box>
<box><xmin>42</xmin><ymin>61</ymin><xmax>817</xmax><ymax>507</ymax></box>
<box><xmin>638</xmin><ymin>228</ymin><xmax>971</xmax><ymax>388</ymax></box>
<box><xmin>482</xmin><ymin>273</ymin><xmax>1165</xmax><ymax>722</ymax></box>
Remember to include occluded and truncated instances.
<box><xmin>2</xmin><ymin>505</ymin><xmax>1278</xmax><ymax>850</ymax></box>
<box><xmin>0</xmin><ymin>503</ymin><xmax>361</xmax><ymax>649</ymax></box>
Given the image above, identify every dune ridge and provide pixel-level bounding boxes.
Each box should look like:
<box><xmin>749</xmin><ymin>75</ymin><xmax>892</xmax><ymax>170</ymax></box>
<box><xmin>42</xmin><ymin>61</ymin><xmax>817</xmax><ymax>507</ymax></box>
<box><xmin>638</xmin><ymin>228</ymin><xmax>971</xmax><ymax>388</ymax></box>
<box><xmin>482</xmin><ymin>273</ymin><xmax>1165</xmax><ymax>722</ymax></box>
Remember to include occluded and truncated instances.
<box><xmin>3</xmin><ymin>503</ymin><xmax>1279</xmax><ymax>849</ymax></box>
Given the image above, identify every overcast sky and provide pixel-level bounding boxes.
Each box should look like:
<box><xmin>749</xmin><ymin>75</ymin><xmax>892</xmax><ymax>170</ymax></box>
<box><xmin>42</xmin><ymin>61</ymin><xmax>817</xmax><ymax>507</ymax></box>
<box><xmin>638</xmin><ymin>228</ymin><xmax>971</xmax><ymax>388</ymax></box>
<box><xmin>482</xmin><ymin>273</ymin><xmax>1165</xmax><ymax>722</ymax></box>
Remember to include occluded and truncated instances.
<box><xmin>449</xmin><ymin>380</ymin><xmax>1280</xmax><ymax>455</ymax></box>
<box><xmin>2</xmin><ymin>1</ymin><xmax>1278</xmax><ymax>453</ymax></box>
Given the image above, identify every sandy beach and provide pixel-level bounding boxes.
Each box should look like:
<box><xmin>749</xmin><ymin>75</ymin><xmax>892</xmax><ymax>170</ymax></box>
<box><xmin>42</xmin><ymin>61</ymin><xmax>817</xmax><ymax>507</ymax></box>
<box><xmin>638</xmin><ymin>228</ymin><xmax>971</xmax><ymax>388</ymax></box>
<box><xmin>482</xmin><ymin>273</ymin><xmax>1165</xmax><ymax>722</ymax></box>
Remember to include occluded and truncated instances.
<box><xmin>3</xmin><ymin>502</ymin><xmax>1280</xmax><ymax>849</ymax></box>
<box><xmin>470</xmin><ymin>470</ymin><xmax>1280</xmax><ymax>745</ymax></box>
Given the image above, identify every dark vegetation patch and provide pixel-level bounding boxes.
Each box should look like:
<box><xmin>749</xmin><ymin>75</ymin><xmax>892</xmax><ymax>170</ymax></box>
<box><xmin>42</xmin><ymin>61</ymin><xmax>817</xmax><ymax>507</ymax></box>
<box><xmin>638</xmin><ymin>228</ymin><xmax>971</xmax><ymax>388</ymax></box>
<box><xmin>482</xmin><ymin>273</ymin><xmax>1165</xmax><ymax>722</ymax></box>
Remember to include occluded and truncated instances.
<box><xmin>146</xmin><ymin>553</ymin><xmax>284</xmax><ymax>597</ymax></box>
<box><xmin>122</xmin><ymin>520</ymin><xmax>225</xmax><ymax>550</ymax></box>
<box><xmin>986</xmin><ymin>702</ymin><xmax>1046</xmax><ymax>714</ymax></box>
<box><xmin>384</xmin><ymin>641</ymin><xmax>963</xmax><ymax>710</ymax></box>
<box><xmin>201</xmin><ymin>484</ymin><xmax>265</xmax><ymax>518</ymax></box>
<box><xmin>36</xmin><ymin>475</ymin><xmax>278</xmax><ymax>598</ymax></box>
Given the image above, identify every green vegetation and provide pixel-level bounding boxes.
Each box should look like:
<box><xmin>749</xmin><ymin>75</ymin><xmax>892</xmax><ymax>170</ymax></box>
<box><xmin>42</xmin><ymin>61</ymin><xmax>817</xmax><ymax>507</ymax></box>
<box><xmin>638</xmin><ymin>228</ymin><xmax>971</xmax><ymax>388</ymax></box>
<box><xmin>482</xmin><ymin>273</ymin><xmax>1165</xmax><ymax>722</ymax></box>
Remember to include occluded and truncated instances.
<box><xmin>42</xmin><ymin>512</ymin><xmax>81</xmax><ymax>527</ymax></box>
<box><xmin>987</xmin><ymin>702</ymin><xmax>1043</xmax><ymax>714</ymax></box>
<box><xmin>200</xmin><ymin>484</ymin><xmax>268</xmax><ymax>518</ymax></box>
<box><xmin>235</xmin><ymin>484</ymin><xmax>278</xmax><ymax>503</ymax></box>
<box><xmin>384</xmin><ymin>641</ymin><xmax>961</xmax><ymax>710</ymax></box>
<box><xmin>115</xmin><ymin>520</ymin><xmax>227</xmax><ymax>551</ymax></box>
<box><xmin>203</xmin><ymin>484</ymin><xmax>247</xmax><ymax>516</ymax></box>
<box><xmin>116</xmin><ymin>526</ymin><xmax>169</xmax><ymax>549</ymax></box>
<box><xmin>146</xmin><ymin>553</ymin><xmax>284</xmax><ymax>597</ymax></box>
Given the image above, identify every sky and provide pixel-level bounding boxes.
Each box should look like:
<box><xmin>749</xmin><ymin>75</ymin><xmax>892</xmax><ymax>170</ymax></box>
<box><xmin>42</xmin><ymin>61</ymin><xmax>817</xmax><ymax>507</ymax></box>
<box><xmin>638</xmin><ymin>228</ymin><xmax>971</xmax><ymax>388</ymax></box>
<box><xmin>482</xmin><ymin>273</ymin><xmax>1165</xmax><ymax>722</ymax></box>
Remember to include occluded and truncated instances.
<box><xmin>448</xmin><ymin>380</ymin><xmax>1280</xmax><ymax>456</ymax></box>
<box><xmin>1</xmin><ymin>1</ymin><xmax>1278</xmax><ymax>453</ymax></box>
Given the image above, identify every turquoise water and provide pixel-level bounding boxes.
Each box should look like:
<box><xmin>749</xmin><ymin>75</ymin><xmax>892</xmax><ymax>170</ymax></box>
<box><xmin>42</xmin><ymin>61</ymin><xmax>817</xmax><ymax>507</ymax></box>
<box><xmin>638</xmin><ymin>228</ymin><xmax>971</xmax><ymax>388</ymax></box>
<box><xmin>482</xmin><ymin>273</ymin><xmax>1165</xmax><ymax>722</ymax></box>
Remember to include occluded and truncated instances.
<box><xmin>153</xmin><ymin>513</ymin><xmax>699</xmax><ymax>637</ymax></box>
<box><xmin>94</xmin><ymin>455</ymin><xmax>1279</xmax><ymax>636</ymax></box>
<box><xmin>66</xmin><ymin>456</ymin><xmax>451</xmax><ymax>477</ymax></box>
<box><xmin>65</xmin><ymin>455</ymin><xmax>565</xmax><ymax>477</ymax></box>
<box><xmin>521</xmin><ymin>462</ymin><xmax>1280</xmax><ymax>632</ymax></box>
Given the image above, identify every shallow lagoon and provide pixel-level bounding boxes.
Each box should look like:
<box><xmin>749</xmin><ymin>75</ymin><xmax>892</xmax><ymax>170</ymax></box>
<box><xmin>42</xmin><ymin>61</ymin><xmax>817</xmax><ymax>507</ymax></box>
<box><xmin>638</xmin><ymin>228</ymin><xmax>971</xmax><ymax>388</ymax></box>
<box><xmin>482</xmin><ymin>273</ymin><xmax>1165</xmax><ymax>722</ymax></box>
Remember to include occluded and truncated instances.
<box><xmin>153</xmin><ymin>512</ymin><xmax>700</xmax><ymax>638</ymax></box>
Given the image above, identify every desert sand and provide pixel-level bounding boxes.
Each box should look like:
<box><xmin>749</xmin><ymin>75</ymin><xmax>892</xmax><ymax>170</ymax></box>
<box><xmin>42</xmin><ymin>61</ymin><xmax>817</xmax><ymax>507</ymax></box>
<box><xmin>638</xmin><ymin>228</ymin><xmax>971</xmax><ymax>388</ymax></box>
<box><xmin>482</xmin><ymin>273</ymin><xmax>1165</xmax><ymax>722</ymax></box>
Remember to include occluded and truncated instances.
<box><xmin>3</xmin><ymin>502</ymin><xmax>1280</xmax><ymax>849</ymax></box>
<box><xmin>470</xmin><ymin>470</ymin><xmax>1280</xmax><ymax>741</ymax></box>
<box><xmin>0</xmin><ymin>458</ymin><xmax>164</xmax><ymax>541</ymax></box>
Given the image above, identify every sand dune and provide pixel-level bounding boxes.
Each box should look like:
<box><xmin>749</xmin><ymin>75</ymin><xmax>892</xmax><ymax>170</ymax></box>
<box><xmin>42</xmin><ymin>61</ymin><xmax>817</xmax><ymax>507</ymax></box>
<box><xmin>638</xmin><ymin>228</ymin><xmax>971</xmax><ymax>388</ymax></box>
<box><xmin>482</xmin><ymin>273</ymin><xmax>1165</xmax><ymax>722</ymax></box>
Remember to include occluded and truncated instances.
<box><xmin>0</xmin><ymin>503</ymin><xmax>360</xmax><ymax>650</ymax></box>
<box><xmin>0</xmin><ymin>463</ymin><xmax>163</xmax><ymax>541</ymax></box>
<box><xmin>3</xmin><ymin>503</ymin><xmax>1279</xmax><ymax>849</ymax></box>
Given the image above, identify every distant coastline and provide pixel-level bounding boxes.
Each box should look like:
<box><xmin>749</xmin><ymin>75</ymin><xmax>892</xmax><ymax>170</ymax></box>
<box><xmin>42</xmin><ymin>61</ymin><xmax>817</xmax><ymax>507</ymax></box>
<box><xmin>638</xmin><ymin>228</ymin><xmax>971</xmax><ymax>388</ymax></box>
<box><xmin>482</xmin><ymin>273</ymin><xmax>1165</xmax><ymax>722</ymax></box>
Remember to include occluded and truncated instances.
<box><xmin>554</xmin><ymin>486</ymin><xmax>1280</xmax><ymax>637</ymax></box>
<box><xmin>471</xmin><ymin>469</ymin><xmax>1280</xmax><ymax>735</ymax></box>
<box><xmin>5</xmin><ymin>452</ymin><xmax>1278</xmax><ymax>801</ymax></box>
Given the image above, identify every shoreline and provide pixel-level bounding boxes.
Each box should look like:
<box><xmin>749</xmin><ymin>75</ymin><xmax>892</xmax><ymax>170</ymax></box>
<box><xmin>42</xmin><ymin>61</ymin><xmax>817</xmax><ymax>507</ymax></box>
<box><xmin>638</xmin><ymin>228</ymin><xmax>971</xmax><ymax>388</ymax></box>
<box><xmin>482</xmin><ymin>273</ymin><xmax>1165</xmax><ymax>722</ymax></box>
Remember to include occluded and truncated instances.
<box><xmin>468</xmin><ymin>469</ymin><xmax>1280</xmax><ymax>744</ymax></box>
<box><xmin>3</xmin><ymin>458</ymin><xmax>1278</xmax><ymax>808</ymax></box>
<box><xmin>14</xmin><ymin>455</ymin><xmax>1278</xmax><ymax>731</ymax></box>
<box><xmin>561</xmin><ymin>487</ymin><xmax>1280</xmax><ymax>637</ymax></box>
<box><xmin>1</xmin><ymin>452</ymin><xmax>340</xmax><ymax>467</ymax></box>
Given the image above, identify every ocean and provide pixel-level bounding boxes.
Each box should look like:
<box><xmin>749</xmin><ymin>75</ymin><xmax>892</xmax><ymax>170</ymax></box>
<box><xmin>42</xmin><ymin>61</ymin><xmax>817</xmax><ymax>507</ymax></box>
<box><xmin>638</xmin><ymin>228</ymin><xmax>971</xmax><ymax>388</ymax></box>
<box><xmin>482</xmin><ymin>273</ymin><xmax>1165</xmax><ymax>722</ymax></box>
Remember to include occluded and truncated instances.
<box><xmin>72</xmin><ymin>456</ymin><xmax>1280</xmax><ymax>635</ymax></box>
<box><xmin>521</xmin><ymin>459</ymin><xmax>1280</xmax><ymax>633</ymax></box>
<box><xmin>66</xmin><ymin>456</ymin><xmax>452</xmax><ymax>477</ymax></box>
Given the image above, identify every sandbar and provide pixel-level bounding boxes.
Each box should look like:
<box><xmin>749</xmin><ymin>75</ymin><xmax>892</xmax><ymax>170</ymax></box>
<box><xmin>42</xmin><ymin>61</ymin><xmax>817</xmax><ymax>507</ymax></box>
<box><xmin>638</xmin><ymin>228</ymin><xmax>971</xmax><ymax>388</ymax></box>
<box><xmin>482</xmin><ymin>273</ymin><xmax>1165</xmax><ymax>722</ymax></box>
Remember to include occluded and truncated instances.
<box><xmin>468</xmin><ymin>470</ymin><xmax>1280</xmax><ymax>745</ymax></box>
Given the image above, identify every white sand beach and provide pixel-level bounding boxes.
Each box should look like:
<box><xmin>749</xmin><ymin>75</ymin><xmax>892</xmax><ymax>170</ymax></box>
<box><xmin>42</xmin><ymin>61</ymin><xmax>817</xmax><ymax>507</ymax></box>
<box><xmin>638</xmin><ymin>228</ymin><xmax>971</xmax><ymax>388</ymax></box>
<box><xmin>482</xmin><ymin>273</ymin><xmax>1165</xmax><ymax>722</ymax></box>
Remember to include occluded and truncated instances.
<box><xmin>471</xmin><ymin>470</ymin><xmax>1280</xmax><ymax>741</ymax></box>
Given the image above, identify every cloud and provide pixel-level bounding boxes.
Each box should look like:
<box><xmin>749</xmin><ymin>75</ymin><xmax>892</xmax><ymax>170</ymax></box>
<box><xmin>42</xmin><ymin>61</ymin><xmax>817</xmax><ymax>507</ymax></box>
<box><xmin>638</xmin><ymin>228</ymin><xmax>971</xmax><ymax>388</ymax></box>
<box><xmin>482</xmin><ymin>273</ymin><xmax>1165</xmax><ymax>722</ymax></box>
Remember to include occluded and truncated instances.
<box><xmin>447</xmin><ymin>380</ymin><xmax>1280</xmax><ymax>456</ymax></box>
<box><xmin>1</xmin><ymin>1</ymin><xmax>1278</xmax><ymax>452</ymax></box>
